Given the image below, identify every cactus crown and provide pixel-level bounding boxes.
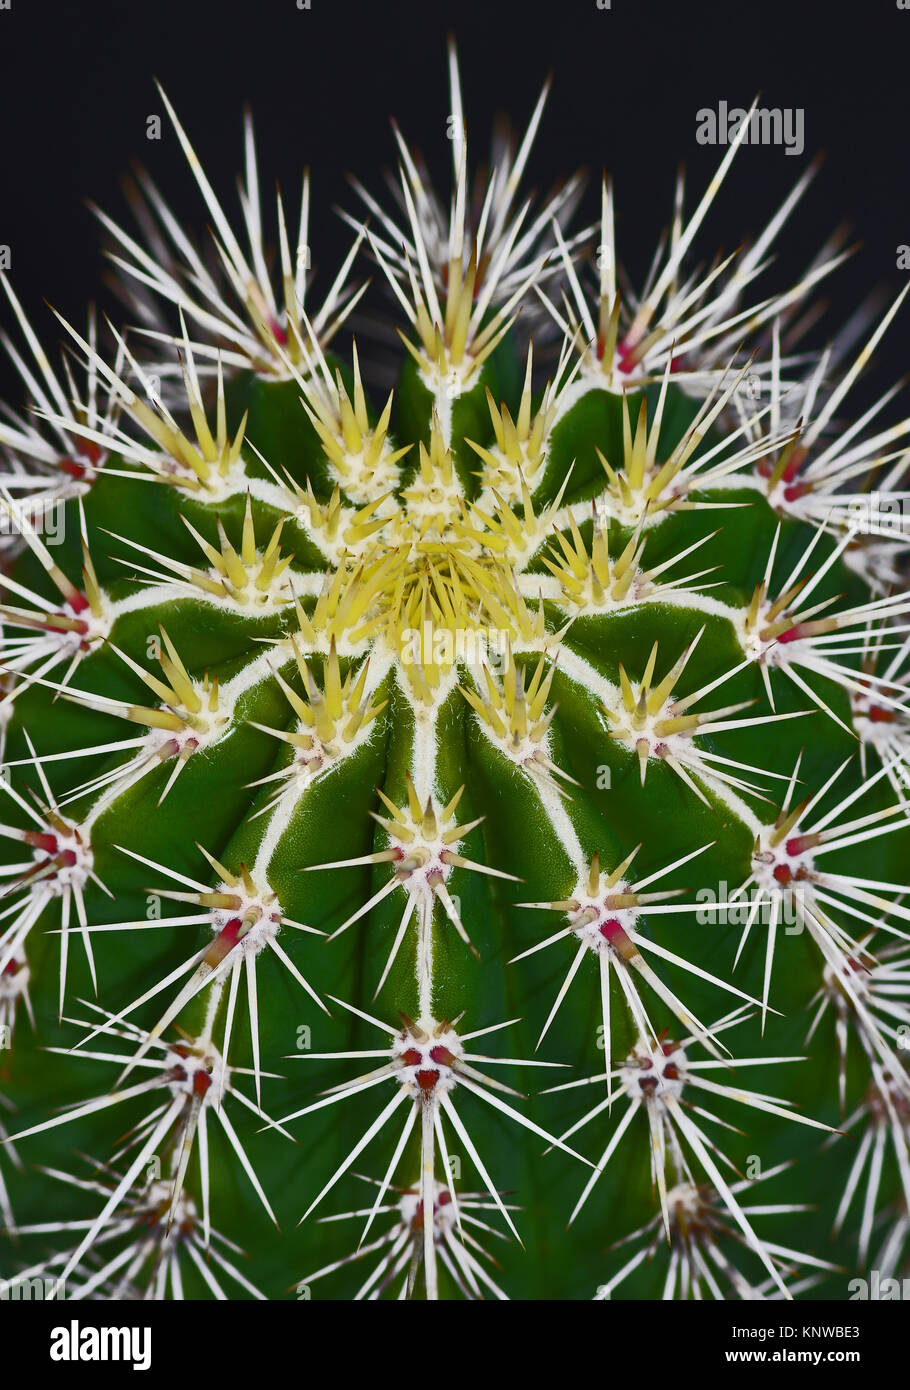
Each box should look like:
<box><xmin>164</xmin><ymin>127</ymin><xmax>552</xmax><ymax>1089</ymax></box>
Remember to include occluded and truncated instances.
<box><xmin>1</xmin><ymin>46</ymin><xmax>909</xmax><ymax>1302</ymax></box>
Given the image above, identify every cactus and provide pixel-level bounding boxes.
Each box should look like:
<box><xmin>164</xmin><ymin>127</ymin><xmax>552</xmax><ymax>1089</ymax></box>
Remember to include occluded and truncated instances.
<box><xmin>1</xmin><ymin>48</ymin><xmax>909</xmax><ymax>1304</ymax></box>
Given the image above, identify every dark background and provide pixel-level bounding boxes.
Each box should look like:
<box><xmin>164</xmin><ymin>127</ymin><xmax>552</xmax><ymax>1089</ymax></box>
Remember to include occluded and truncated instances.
<box><xmin>0</xmin><ymin>0</ymin><xmax>907</xmax><ymax>404</ymax></box>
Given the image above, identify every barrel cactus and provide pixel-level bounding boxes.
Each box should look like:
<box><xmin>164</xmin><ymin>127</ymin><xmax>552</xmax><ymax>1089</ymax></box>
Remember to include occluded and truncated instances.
<box><xmin>1</xmin><ymin>48</ymin><xmax>909</xmax><ymax>1303</ymax></box>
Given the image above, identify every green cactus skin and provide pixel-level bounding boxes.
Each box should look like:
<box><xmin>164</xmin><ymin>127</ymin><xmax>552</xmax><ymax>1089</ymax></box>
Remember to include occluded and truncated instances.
<box><xmin>1</xmin><ymin>51</ymin><xmax>910</xmax><ymax>1303</ymax></box>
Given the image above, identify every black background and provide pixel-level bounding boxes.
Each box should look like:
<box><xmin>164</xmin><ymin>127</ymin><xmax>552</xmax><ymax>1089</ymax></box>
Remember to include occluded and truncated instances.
<box><xmin>0</xmin><ymin>0</ymin><xmax>907</xmax><ymax>403</ymax></box>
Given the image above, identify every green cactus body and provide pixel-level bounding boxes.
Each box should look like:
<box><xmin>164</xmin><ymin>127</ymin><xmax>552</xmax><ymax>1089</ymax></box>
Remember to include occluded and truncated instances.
<box><xmin>1</xmin><ymin>53</ymin><xmax>910</xmax><ymax>1302</ymax></box>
